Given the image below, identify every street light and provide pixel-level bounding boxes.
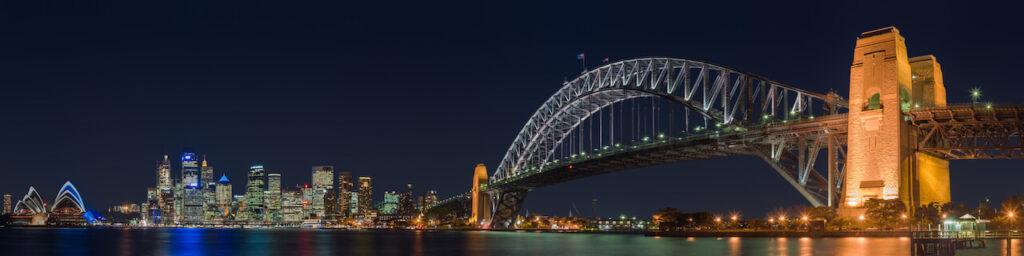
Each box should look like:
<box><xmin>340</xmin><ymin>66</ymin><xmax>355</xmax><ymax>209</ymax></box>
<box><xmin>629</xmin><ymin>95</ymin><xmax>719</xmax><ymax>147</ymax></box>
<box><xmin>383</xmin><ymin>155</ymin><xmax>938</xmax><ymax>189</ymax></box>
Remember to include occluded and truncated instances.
<box><xmin>970</xmin><ymin>88</ymin><xmax>982</xmax><ymax>103</ymax></box>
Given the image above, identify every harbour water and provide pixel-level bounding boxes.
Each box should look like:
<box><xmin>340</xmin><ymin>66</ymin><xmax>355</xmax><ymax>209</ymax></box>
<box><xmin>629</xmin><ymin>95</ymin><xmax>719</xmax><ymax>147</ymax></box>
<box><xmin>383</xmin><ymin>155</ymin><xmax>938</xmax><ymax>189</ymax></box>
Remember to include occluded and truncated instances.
<box><xmin>0</xmin><ymin>228</ymin><xmax>1021</xmax><ymax>255</ymax></box>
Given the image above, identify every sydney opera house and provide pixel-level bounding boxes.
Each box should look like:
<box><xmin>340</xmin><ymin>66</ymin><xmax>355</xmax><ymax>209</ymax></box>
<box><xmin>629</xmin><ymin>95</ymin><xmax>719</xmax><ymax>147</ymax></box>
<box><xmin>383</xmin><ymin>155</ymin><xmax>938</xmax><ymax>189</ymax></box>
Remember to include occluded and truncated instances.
<box><xmin>9</xmin><ymin>181</ymin><xmax>98</xmax><ymax>226</ymax></box>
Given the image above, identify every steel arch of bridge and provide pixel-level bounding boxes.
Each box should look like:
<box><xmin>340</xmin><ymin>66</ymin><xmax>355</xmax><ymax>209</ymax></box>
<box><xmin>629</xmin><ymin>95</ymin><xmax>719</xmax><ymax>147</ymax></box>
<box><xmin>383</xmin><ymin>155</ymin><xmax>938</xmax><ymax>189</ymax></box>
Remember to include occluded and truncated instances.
<box><xmin>494</xmin><ymin>58</ymin><xmax>844</xmax><ymax>182</ymax></box>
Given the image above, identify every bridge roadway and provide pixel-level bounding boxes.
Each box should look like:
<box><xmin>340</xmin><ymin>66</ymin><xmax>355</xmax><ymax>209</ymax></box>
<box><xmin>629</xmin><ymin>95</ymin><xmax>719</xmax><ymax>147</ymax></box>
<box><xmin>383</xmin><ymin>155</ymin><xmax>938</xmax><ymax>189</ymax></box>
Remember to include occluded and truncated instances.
<box><xmin>488</xmin><ymin>113</ymin><xmax>849</xmax><ymax>190</ymax></box>
<box><xmin>428</xmin><ymin>104</ymin><xmax>1024</xmax><ymax>227</ymax></box>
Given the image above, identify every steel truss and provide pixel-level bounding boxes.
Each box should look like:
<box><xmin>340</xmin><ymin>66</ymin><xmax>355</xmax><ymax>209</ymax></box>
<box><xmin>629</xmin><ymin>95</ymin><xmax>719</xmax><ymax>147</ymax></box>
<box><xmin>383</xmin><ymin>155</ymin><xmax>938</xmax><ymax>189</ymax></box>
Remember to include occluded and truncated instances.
<box><xmin>909</xmin><ymin>105</ymin><xmax>1024</xmax><ymax>159</ymax></box>
<box><xmin>488</xmin><ymin>189</ymin><xmax>528</xmax><ymax>229</ymax></box>
<box><xmin>495</xmin><ymin>58</ymin><xmax>845</xmax><ymax>182</ymax></box>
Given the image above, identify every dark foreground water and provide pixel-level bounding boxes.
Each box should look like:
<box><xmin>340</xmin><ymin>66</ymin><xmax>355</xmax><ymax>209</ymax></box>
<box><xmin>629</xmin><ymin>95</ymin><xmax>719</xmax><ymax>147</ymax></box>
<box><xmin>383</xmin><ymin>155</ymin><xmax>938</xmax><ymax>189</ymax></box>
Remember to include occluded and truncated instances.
<box><xmin>1</xmin><ymin>228</ymin><xmax>1022</xmax><ymax>256</ymax></box>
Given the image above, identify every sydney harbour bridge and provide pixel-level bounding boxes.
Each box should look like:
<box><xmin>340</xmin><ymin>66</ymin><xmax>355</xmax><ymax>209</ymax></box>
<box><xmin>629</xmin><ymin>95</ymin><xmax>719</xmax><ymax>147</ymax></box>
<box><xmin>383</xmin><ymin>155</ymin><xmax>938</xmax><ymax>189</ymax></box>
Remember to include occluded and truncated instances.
<box><xmin>428</xmin><ymin>27</ymin><xmax>1024</xmax><ymax>229</ymax></box>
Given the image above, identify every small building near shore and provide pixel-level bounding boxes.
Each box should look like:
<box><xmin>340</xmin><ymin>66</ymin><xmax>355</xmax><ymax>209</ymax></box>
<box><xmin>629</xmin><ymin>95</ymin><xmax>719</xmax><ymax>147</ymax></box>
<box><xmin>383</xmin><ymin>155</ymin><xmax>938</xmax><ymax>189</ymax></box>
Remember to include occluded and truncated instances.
<box><xmin>941</xmin><ymin>214</ymin><xmax>987</xmax><ymax>236</ymax></box>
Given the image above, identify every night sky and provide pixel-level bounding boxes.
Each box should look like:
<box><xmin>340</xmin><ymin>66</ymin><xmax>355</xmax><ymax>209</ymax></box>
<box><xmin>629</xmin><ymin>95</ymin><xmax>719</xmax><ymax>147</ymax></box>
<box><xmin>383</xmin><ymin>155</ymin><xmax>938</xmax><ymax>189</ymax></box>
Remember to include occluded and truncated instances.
<box><xmin>1</xmin><ymin>1</ymin><xmax>1022</xmax><ymax>219</ymax></box>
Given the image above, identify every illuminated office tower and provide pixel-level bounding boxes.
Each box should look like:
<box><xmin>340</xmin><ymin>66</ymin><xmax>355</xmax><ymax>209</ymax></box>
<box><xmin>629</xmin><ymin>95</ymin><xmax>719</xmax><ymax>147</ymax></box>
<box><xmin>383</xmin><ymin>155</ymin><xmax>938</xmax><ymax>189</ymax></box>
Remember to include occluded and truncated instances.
<box><xmin>245</xmin><ymin>164</ymin><xmax>266</xmax><ymax>221</ymax></box>
<box><xmin>3</xmin><ymin>193</ymin><xmax>11</xmax><ymax>215</ymax></box>
<box><xmin>312</xmin><ymin>166</ymin><xmax>334</xmax><ymax>189</ymax></box>
<box><xmin>301</xmin><ymin>185</ymin><xmax>313</xmax><ymax>218</ymax></box>
<box><xmin>311</xmin><ymin>166</ymin><xmax>333</xmax><ymax>218</ymax></box>
<box><xmin>381</xmin><ymin>191</ymin><xmax>398</xmax><ymax>215</ymax></box>
<box><xmin>349</xmin><ymin>193</ymin><xmax>359</xmax><ymax>216</ymax></box>
<box><xmin>357</xmin><ymin>177</ymin><xmax>372</xmax><ymax>215</ymax></box>
<box><xmin>399</xmin><ymin>184</ymin><xmax>414</xmax><ymax>216</ymax></box>
<box><xmin>181</xmin><ymin>151</ymin><xmax>203</xmax><ymax>222</ymax></box>
<box><xmin>324</xmin><ymin>188</ymin><xmax>337</xmax><ymax>219</ymax></box>
<box><xmin>282</xmin><ymin>188</ymin><xmax>303</xmax><ymax>222</ymax></box>
<box><xmin>216</xmin><ymin>174</ymin><xmax>232</xmax><ymax>217</ymax></box>
<box><xmin>336</xmin><ymin>171</ymin><xmax>353</xmax><ymax>217</ymax></box>
<box><xmin>265</xmin><ymin>173</ymin><xmax>282</xmax><ymax>221</ymax></box>
<box><xmin>157</xmin><ymin>155</ymin><xmax>175</xmax><ymax>221</ymax></box>
<box><xmin>201</xmin><ymin>157</ymin><xmax>217</xmax><ymax>219</ymax></box>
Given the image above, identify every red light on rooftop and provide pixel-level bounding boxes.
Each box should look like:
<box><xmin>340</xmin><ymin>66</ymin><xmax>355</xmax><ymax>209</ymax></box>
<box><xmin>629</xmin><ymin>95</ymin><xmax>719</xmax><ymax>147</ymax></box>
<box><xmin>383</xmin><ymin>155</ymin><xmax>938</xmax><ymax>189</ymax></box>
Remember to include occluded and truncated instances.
<box><xmin>568</xmin><ymin>165</ymin><xmax>573</xmax><ymax>169</ymax></box>
<box><xmin>303</xmin><ymin>201</ymin><xmax>309</xmax><ymax>205</ymax></box>
<box><xmin>304</xmin><ymin>184</ymin><xmax>309</xmax><ymax>188</ymax></box>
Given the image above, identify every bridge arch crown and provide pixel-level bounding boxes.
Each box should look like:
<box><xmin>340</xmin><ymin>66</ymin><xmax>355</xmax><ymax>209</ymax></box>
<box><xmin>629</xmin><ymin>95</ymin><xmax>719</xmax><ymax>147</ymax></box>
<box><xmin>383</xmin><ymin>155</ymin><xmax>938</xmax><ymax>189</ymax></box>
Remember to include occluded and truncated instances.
<box><xmin>493</xmin><ymin>57</ymin><xmax>842</xmax><ymax>182</ymax></box>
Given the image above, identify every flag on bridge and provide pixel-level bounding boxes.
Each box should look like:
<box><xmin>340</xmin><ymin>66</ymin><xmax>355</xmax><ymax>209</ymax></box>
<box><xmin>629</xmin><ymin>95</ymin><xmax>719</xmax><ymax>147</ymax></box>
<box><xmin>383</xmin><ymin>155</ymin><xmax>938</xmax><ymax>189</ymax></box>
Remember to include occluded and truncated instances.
<box><xmin>602</xmin><ymin>57</ymin><xmax>609</xmax><ymax>63</ymax></box>
<box><xmin>577</xmin><ymin>53</ymin><xmax>585</xmax><ymax>60</ymax></box>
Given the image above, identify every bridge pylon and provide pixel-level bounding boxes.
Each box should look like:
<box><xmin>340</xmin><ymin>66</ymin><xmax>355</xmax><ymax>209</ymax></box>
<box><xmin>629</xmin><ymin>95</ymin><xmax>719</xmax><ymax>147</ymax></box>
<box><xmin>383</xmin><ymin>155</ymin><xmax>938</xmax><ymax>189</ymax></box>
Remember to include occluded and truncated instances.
<box><xmin>839</xmin><ymin>27</ymin><xmax>950</xmax><ymax>217</ymax></box>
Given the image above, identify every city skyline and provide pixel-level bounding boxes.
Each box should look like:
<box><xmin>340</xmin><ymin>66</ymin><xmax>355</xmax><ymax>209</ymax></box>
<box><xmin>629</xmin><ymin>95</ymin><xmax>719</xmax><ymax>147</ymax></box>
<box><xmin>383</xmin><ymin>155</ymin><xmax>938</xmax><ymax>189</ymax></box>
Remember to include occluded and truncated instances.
<box><xmin>1</xmin><ymin>1</ymin><xmax>1023</xmax><ymax>219</ymax></box>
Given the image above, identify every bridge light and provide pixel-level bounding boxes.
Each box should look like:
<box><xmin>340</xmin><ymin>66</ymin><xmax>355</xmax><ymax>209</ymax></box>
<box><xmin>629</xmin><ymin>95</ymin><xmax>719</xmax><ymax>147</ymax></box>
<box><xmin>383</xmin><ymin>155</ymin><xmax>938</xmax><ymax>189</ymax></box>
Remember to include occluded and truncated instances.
<box><xmin>809</xmin><ymin>116</ymin><xmax>814</xmax><ymax>120</ymax></box>
<box><xmin>715</xmin><ymin>123</ymin><xmax>722</xmax><ymax>128</ymax></box>
<box><xmin>642</xmin><ymin>137</ymin><xmax>650</xmax><ymax>142</ymax></box>
<box><xmin>763</xmin><ymin>114</ymin><xmax>770</xmax><ymax>120</ymax></box>
<box><xmin>615</xmin><ymin>143</ymin><xmax>621</xmax><ymax>147</ymax></box>
<box><xmin>658</xmin><ymin>133</ymin><xmax>665</xmax><ymax>139</ymax></box>
<box><xmin>986</xmin><ymin>103</ymin><xmax>993</xmax><ymax>109</ymax></box>
<box><xmin>858</xmin><ymin>215</ymin><xmax>864</xmax><ymax>221</ymax></box>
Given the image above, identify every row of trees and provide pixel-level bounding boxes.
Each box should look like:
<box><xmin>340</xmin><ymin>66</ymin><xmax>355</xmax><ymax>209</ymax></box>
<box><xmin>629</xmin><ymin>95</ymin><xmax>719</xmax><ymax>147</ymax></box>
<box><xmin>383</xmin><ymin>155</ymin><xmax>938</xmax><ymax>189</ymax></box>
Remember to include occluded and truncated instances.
<box><xmin>654</xmin><ymin>195</ymin><xmax>1024</xmax><ymax>231</ymax></box>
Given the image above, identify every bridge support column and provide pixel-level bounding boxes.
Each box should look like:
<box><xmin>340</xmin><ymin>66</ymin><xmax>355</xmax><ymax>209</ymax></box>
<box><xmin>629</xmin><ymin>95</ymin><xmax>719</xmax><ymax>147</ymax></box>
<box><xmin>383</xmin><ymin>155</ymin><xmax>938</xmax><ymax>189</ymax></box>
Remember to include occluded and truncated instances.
<box><xmin>488</xmin><ymin>189</ymin><xmax>527</xmax><ymax>229</ymax></box>
<box><xmin>841</xmin><ymin>27</ymin><xmax>950</xmax><ymax>217</ymax></box>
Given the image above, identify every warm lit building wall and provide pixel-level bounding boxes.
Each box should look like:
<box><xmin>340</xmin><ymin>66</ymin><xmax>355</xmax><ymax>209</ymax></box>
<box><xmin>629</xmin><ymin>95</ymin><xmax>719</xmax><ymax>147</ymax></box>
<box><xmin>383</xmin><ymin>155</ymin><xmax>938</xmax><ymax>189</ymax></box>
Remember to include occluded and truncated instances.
<box><xmin>915</xmin><ymin>152</ymin><xmax>951</xmax><ymax>205</ymax></box>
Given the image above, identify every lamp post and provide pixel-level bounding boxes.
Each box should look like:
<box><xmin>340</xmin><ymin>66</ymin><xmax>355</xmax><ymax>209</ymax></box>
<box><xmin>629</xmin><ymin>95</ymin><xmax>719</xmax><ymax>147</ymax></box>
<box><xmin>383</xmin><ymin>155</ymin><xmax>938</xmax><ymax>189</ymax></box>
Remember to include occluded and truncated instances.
<box><xmin>970</xmin><ymin>88</ymin><xmax>982</xmax><ymax>106</ymax></box>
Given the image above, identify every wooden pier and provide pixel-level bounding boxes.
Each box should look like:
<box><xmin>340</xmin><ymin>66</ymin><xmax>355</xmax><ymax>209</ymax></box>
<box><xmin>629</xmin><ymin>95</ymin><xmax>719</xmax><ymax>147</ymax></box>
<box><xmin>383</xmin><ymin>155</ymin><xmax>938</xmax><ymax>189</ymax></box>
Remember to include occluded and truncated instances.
<box><xmin>911</xmin><ymin>230</ymin><xmax>1024</xmax><ymax>255</ymax></box>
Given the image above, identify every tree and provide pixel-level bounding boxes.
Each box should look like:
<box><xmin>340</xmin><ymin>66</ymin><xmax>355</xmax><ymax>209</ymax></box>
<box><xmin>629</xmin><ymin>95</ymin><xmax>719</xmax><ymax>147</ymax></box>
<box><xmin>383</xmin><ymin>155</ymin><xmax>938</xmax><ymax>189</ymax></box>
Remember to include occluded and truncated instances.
<box><xmin>806</xmin><ymin>206</ymin><xmax>837</xmax><ymax>222</ymax></box>
<box><xmin>863</xmin><ymin>199</ymin><xmax>906</xmax><ymax>228</ymax></box>
<box><xmin>829</xmin><ymin>217</ymin><xmax>852</xmax><ymax>231</ymax></box>
<box><xmin>913</xmin><ymin>202</ymin><xmax>942</xmax><ymax>226</ymax></box>
<box><xmin>653</xmin><ymin>207</ymin><xmax>684</xmax><ymax>231</ymax></box>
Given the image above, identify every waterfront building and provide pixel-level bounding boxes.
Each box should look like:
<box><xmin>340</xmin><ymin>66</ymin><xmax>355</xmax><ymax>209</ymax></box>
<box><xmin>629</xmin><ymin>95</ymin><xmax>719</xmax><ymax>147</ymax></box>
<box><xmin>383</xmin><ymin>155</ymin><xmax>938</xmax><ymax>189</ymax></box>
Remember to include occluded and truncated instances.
<box><xmin>231</xmin><ymin>195</ymin><xmax>245</xmax><ymax>220</ymax></box>
<box><xmin>245</xmin><ymin>164</ymin><xmax>266</xmax><ymax>221</ymax></box>
<box><xmin>336</xmin><ymin>171</ymin><xmax>353</xmax><ymax>217</ymax></box>
<box><xmin>173</xmin><ymin>179</ymin><xmax>183</xmax><ymax>223</ymax></box>
<box><xmin>381</xmin><ymin>191</ymin><xmax>398</xmax><ymax>215</ymax></box>
<box><xmin>146</xmin><ymin>187</ymin><xmax>161</xmax><ymax>223</ymax></box>
<box><xmin>181</xmin><ymin>151</ymin><xmax>203</xmax><ymax>222</ymax></box>
<box><xmin>265</xmin><ymin>173</ymin><xmax>282</xmax><ymax>221</ymax></box>
<box><xmin>358</xmin><ymin>176</ymin><xmax>372</xmax><ymax>215</ymax></box>
<box><xmin>282</xmin><ymin>188</ymin><xmax>303</xmax><ymax>222</ymax></box>
<box><xmin>216</xmin><ymin>174</ymin><xmax>232</xmax><ymax>217</ymax></box>
<box><xmin>301</xmin><ymin>185</ymin><xmax>313</xmax><ymax>218</ymax></box>
<box><xmin>46</xmin><ymin>182</ymin><xmax>92</xmax><ymax>226</ymax></box>
<box><xmin>4</xmin><ymin>193</ymin><xmax>12</xmax><ymax>215</ymax></box>
<box><xmin>157</xmin><ymin>155</ymin><xmax>174</xmax><ymax>222</ymax></box>
<box><xmin>201</xmin><ymin>157</ymin><xmax>217</xmax><ymax>220</ymax></box>
<box><xmin>324</xmin><ymin>188</ymin><xmax>336</xmax><ymax>219</ymax></box>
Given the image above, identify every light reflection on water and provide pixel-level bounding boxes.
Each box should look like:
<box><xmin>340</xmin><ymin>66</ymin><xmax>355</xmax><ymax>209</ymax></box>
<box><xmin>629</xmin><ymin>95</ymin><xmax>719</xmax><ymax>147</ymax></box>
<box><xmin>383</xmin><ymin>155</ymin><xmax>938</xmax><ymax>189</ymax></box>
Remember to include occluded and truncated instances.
<box><xmin>3</xmin><ymin>228</ymin><xmax>1024</xmax><ymax>256</ymax></box>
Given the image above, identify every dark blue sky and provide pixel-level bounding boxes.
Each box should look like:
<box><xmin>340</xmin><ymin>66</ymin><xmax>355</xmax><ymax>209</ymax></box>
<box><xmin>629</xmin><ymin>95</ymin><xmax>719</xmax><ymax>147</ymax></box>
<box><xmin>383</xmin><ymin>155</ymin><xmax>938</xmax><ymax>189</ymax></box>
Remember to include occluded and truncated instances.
<box><xmin>1</xmin><ymin>1</ymin><xmax>1021</xmax><ymax>219</ymax></box>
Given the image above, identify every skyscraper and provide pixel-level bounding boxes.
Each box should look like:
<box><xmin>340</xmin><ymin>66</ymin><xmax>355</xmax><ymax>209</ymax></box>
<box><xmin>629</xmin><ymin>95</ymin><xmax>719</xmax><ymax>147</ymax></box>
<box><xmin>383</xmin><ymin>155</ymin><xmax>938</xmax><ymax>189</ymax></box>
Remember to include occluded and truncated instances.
<box><xmin>265</xmin><ymin>173</ymin><xmax>282</xmax><ymax>221</ymax></box>
<box><xmin>281</xmin><ymin>188</ymin><xmax>303</xmax><ymax>222</ymax></box>
<box><xmin>157</xmin><ymin>155</ymin><xmax>174</xmax><ymax>222</ymax></box>
<box><xmin>324</xmin><ymin>188</ymin><xmax>336</xmax><ymax>219</ymax></box>
<box><xmin>3</xmin><ymin>194</ymin><xmax>11</xmax><ymax>215</ymax></box>
<box><xmin>146</xmin><ymin>187</ymin><xmax>160</xmax><ymax>223</ymax></box>
<box><xmin>399</xmin><ymin>184</ymin><xmax>414</xmax><ymax>216</ymax></box>
<box><xmin>311</xmin><ymin>166</ymin><xmax>333</xmax><ymax>217</ymax></box>
<box><xmin>312</xmin><ymin>166</ymin><xmax>334</xmax><ymax>189</ymax></box>
<box><xmin>216</xmin><ymin>174</ymin><xmax>232</xmax><ymax>217</ymax></box>
<box><xmin>357</xmin><ymin>176</ymin><xmax>372</xmax><ymax>215</ymax></box>
<box><xmin>381</xmin><ymin>191</ymin><xmax>398</xmax><ymax>215</ymax></box>
<box><xmin>245</xmin><ymin>164</ymin><xmax>266</xmax><ymax>221</ymax></box>
<box><xmin>202</xmin><ymin>156</ymin><xmax>217</xmax><ymax>219</ymax></box>
<box><xmin>181</xmin><ymin>151</ymin><xmax>203</xmax><ymax>222</ymax></box>
<box><xmin>336</xmin><ymin>171</ymin><xmax>353</xmax><ymax>217</ymax></box>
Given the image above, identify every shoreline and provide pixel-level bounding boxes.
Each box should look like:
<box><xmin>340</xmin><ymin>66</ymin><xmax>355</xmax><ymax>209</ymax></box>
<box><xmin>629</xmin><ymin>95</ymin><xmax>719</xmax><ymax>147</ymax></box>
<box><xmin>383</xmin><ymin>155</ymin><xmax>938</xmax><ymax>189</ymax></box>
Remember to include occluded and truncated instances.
<box><xmin>647</xmin><ymin>230</ymin><xmax>910</xmax><ymax>238</ymax></box>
